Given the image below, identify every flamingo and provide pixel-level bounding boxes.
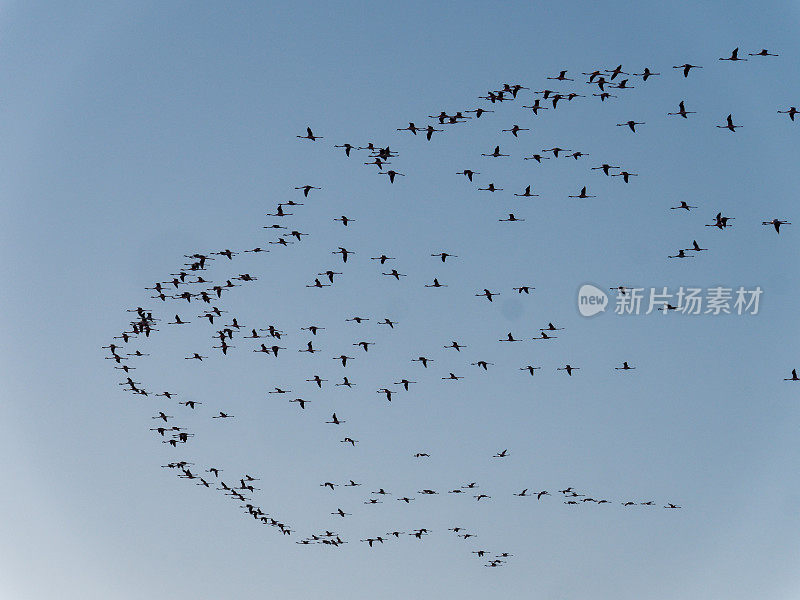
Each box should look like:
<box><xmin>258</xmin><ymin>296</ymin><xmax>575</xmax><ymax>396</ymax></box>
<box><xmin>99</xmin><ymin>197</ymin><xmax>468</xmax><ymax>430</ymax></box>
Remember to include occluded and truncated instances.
<box><xmin>673</xmin><ymin>63</ymin><xmax>702</xmax><ymax>77</ymax></box>
<box><xmin>568</xmin><ymin>186</ymin><xmax>596</xmax><ymax>199</ymax></box>
<box><xmin>685</xmin><ymin>240</ymin><xmax>707</xmax><ymax>252</ymax></box>
<box><xmin>716</xmin><ymin>114</ymin><xmax>742</xmax><ymax>132</ymax></box>
<box><xmin>481</xmin><ymin>145</ymin><xmax>509</xmax><ymax>157</ymax></box>
<box><xmin>547</xmin><ymin>70</ymin><xmax>573</xmax><ymax>81</ymax></box>
<box><xmin>668</xmin><ymin>101</ymin><xmax>696</xmax><ymax>118</ymax></box>
<box><xmin>719</xmin><ymin>47</ymin><xmax>747</xmax><ymax>61</ymax></box>
<box><xmin>633</xmin><ymin>67</ymin><xmax>660</xmax><ymax>80</ymax></box>
<box><xmin>616</xmin><ymin>120</ymin><xmax>644</xmax><ymax>132</ymax></box>
<box><xmin>297</xmin><ymin>126</ymin><xmax>322</xmax><ymax>140</ymax></box>
<box><xmin>762</xmin><ymin>219</ymin><xmax>791</xmax><ymax>233</ymax></box>
<box><xmin>502</xmin><ymin>125</ymin><xmax>529</xmax><ymax>137</ymax></box>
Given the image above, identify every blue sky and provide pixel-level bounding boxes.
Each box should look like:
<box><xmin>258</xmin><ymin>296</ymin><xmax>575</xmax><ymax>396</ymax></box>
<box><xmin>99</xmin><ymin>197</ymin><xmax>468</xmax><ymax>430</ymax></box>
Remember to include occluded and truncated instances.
<box><xmin>2</xmin><ymin>2</ymin><xmax>800</xmax><ymax>599</ymax></box>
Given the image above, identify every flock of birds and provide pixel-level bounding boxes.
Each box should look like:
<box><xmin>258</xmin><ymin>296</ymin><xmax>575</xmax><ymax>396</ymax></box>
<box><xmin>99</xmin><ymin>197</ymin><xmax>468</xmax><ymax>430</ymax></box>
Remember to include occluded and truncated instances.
<box><xmin>318</xmin><ymin>48</ymin><xmax>794</xmax><ymax>259</ymax></box>
<box><xmin>107</xmin><ymin>47</ymin><xmax>793</xmax><ymax>567</ymax></box>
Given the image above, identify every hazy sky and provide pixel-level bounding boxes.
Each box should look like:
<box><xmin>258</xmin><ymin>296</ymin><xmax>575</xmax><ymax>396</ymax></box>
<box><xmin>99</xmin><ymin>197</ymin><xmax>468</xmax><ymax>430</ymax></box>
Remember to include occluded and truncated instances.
<box><xmin>2</xmin><ymin>2</ymin><xmax>800</xmax><ymax>599</ymax></box>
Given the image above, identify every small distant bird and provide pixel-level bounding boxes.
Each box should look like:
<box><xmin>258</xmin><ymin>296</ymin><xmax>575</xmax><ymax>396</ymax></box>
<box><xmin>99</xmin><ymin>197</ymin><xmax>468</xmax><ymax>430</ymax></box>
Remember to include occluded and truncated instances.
<box><xmin>468</xmin><ymin>107</ymin><xmax>494</xmax><ymax>118</ymax></box>
<box><xmin>523</xmin><ymin>153</ymin><xmax>549</xmax><ymax>162</ymax></box>
<box><xmin>332</xmin><ymin>247</ymin><xmax>353</xmax><ymax>262</ymax></box>
<box><xmin>423</xmin><ymin>125</ymin><xmax>442</xmax><ymax>140</ymax></box>
<box><xmin>716</xmin><ymin>114</ymin><xmax>742</xmax><ymax>132</ymax></box>
<box><xmin>412</xmin><ymin>356</ymin><xmax>432</xmax><ymax>368</ymax></box>
<box><xmin>633</xmin><ymin>67</ymin><xmax>660</xmax><ymax>81</ymax></box>
<box><xmin>397</xmin><ymin>122</ymin><xmax>421</xmax><ymax>135</ymax></box>
<box><xmin>591</xmin><ymin>163</ymin><xmax>619</xmax><ymax>176</ymax></box>
<box><xmin>382</xmin><ymin>269</ymin><xmax>406</xmax><ymax>280</ymax></box>
<box><xmin>481</xmin><ymin>145</ymin><xmax>509</xmax><ymax>158</ymax></box>
<box><xmin>326</xmin><ymin>413</ymin><xmax>345</xmax><ymax>425</ymax></box>
<box><xmin>442</xmin><ymin>372</ymin><xmax>463</xmax><ymax>380</ymax></box>
<box><xmin>382</xmin><ymin>170</ymin><xmax>405</xmax><ymax>183</ymax></box>
<box><xmin>612</xmin><ymin>171</ymin><xmax>637</xmax><ymax>183</ymax></box>
<box><xmin>547</xmin><ymin>70</ymin><xmax>573</xmax><ymax>81</ymax></box>
<box><xmin>294</xmin><ymin>185</ymin><xmax>320</xmax><ymax>197</ymax></box>
<box><xmin>748</xmin><ymin>48</ymin><xmax>778</xmax><ymax>57</ymax></box>
<box><xmin>667</xmin><ymin>101</ymin><xmax>696</xmax><ymax>119</ymax></box>
<box><xmin>762</xmin><ymin>219</ymin><xmax>791</xmax><ymax>233</ymax></box>
<box><xmin>502</xmin><ymin>125</ymin><xmax>529</xmax><ymax>137</ymax></box>
<box><xmin>514</xmin><ymin>185</ymin><xmax>539</xmax><ymax>197</ymax></box>
<box><xmin>616</xmin><ymin>120</ymin><xmax>644</xmax><ymax>132</ymax></box>
<box><xmin>719</xmin><ymin>47</ymin><xmax>747</xmax><ymax>62</ymax></box>
<box><xmin>334</xmin><ymin>215</ymin><xmax>355</xmax><ymax>226</ymax></box>
<box><xmin>685</xmin><ymin>240</ymin><xmax>707</xmax><ymax>252</ymax></box>
<box><xmin>673</xmin><ymin>63</ymin><xmax>703</xmax><ymax>77</ymax></box>
<box><xmin>334</xmin><ymin>143</ymin><xmax>354</xmax><ymax>156</ymax></box>
<box><xmin>521</xmin><ymin>99</ymin><xmax>548</xmax><ymax>114</ymax></box>
<box><xmin>606</xmin><ymin>64</ymin><xmax>627</xmax><ymax>80</ymax></box>
<box><xmin>297</xmin><ymin>126</ymin><xmax>322</xmax><ymax>141</ymax></box>
<box><xmin>568</xmin><ymin>186</ymin><xmax>596</xmax><ymax>199</ymax></box>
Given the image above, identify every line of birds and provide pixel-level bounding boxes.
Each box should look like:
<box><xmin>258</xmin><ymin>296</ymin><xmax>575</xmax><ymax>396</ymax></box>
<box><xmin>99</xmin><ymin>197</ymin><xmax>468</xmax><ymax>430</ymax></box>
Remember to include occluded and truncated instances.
<box><xmin>317</xmin><ymin>479</ymin><xmax>681</xmax><ymax>508</ymax></box>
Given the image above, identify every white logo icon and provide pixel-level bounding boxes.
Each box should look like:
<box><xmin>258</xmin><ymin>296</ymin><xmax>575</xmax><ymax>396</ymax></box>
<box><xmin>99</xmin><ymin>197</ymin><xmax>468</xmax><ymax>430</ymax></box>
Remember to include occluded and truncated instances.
<box><xmin>578</xmin><ymin>284</ymin><xmax>608</xmax><ymax>317</ymax></box>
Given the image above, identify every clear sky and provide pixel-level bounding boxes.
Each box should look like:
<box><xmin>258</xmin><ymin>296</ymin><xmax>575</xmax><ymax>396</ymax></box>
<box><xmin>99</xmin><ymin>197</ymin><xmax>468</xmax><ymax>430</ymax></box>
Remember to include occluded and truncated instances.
<box><xmin>2</xmin><ymin>2</ymin><xmax>799</xmax><ymax>599</ymax></box>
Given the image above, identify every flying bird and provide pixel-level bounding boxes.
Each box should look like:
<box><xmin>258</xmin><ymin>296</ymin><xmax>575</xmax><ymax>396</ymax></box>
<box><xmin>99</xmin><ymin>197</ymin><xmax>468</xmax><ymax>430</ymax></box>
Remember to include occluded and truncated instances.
<box><xmin>673</xmin><ymin>63</ymin><xmax>703</xmax><ymax>77</ymax></box>
<box><xmin>667</xmin><ymin>101</ymin><xmax>696</xmax><ymax>118</ymax></box>
<box><xmin>762</xmin><ymin>219</ymin><xmax>791</xmax><ymax>233</ymax></box>
<box><xmin>616</xmin><ymin>120</ymin><xmax>644</xmax><ymax>132</ymax></box>
<box><xmin>716</xmin><ymin>114</ymin><xmax>742</xmax><ymax>132</ymax></box>
<box><xmin>719</xmin><ymin>47</ymin><xmax>747</xmax><ymax>61</ymax></box>
<box><xmin>297</xmin><ymin>126</ymin><xmax>323</xmax><ymax>141</ymax></box>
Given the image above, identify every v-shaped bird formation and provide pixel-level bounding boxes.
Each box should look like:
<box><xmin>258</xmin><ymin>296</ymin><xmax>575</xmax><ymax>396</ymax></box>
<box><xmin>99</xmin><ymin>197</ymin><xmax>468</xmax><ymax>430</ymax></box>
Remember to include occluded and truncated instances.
<box><xmin>106</xmin><ymin>46</ymin><xmax>793</xmax><ymax>568</ymax></box>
